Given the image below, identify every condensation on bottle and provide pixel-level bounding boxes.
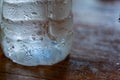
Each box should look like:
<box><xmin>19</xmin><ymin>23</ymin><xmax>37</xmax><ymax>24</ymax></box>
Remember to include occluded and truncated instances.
<box><xmin>0</xmin><ymin>0</ymin><xmax>73</xmax><ymax>66</ymax></box>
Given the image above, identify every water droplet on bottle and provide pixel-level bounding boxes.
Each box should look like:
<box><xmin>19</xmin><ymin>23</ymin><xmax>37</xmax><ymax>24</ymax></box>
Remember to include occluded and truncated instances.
<box><xmin>24</xmin><ymin>14</ymin><xmax>31</xmax><ymax>20</ymax></box>
<box><xmin>61</xmin><ymin>39</ymin><xmax>65</xmax><ymax>46</ymax></box>
<box><xmin>32</xmin><ymin>37</ymin><xmax>36</xmax><ymax>40</ymax></box>
<box><xmin>12</xmin><ymin>45</ymin><xmax>15</xmax><ymax>49</ymax></box>
<box><xmin>31</xmin><ymin>12</ymin><xmax>37</xmax><ymax>15</ymax></box>
<box><xmin>40</xmin><ymin>37</ymin><xmax>43</xmax><ymax>41</ymax></box>
<box><xmin>7</xmin><ymin>40</ymin><xmax>10</xmax><ymax>43</ymax></box>
<box><xmin>17</xmin><ymin>39</ymin><xmax>22</xmax><ymax>42</ymax></box>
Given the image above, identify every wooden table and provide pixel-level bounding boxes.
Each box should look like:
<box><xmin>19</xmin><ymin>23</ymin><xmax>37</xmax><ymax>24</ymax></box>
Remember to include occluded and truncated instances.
<box><xmin>0</xmin><ymin>0</ymin><xmax>120</xmax><ymax>80</ymax></box>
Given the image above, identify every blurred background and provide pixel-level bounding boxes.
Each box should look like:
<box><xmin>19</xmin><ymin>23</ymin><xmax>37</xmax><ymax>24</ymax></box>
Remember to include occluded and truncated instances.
<box><xmin>73</xmin><ymin>0</ymin><xmax>120</xmax><ymax>27</ymax></box>
<box><xmin>72</xmin><ymin>0</ymin><xmax>120</xmax><ymax>69</ymax></box>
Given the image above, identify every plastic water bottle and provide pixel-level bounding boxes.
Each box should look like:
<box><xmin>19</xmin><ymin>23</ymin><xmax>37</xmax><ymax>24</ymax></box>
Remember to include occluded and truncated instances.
<box><xmin>0</xmin><ymin>0</ymin><xmax>73</xmax><ymax>66</ymax></box>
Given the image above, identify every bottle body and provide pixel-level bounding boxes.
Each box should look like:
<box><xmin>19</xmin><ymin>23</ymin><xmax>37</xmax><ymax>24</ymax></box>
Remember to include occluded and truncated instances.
<box><xmin>0</xmin><ymin>0</ymin><xmax>73</xmax><ymax>66</ymax></box>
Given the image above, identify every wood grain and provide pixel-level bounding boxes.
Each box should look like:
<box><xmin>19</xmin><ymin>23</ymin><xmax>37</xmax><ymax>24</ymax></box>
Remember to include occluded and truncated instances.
<box><xmin>0</xmin><ymin>0</ymin><xmax>120</xmax><ymax>80</ymax></box>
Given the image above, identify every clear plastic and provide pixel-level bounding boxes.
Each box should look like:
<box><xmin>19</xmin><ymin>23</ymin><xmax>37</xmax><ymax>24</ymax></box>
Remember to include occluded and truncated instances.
<box><xmin>0</xmin><ymin>0</ymin><xmax>73</xmax><ymax>66</ymax></box>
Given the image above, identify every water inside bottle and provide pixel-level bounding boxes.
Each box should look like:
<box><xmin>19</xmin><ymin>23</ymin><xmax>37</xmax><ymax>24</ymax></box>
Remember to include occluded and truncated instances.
<box><xmin>1</xmin><ymin>0</ymin><xmax>73</xmax><ymax>66</ymax></box>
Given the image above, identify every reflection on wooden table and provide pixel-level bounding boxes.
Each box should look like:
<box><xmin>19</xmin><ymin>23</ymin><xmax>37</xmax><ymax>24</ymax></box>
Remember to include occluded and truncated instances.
<box><xmin>0</xmin><ymin>0</ymin><xmax>120</xmax><ymax>80</ymax></box>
